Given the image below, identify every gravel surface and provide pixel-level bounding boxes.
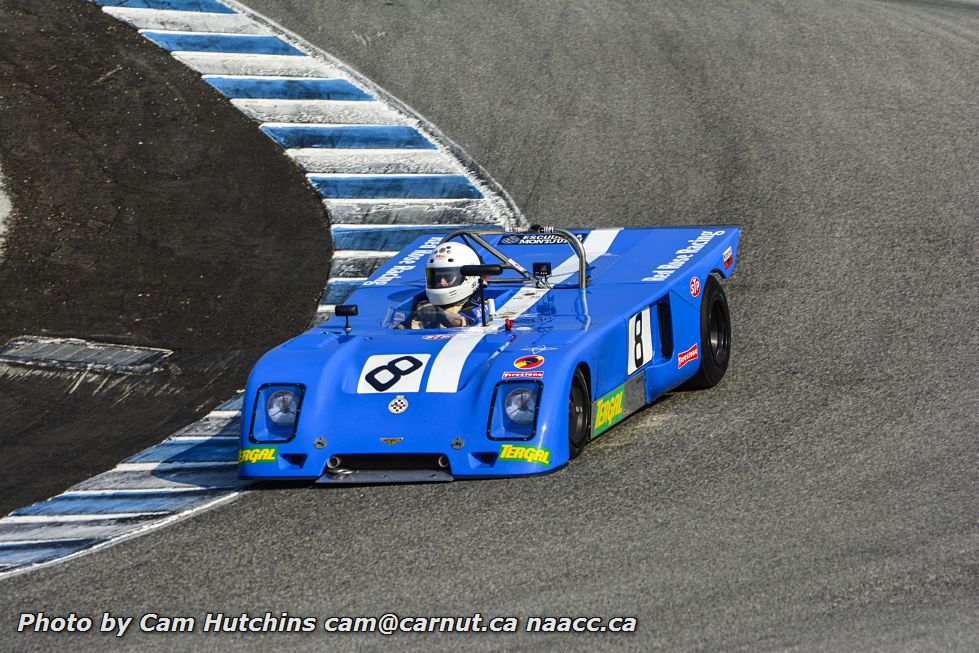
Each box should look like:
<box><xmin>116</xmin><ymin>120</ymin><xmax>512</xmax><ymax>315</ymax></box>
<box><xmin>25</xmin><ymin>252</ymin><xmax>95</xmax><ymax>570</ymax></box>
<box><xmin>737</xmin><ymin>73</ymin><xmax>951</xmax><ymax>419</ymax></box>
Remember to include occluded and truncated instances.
<box><xmin>0</xmin><ymin>0</ymin><xmax>329</xmax><ymax>515</ymax></box>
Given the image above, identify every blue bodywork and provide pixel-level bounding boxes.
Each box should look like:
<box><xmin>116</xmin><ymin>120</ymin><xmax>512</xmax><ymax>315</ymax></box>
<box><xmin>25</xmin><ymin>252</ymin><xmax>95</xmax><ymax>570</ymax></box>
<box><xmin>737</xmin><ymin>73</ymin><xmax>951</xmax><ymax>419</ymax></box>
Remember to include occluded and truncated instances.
<box><xmin>240</xmin><ymin>226</ymin><xmax>740</xmax><ymax>482</ymax></box>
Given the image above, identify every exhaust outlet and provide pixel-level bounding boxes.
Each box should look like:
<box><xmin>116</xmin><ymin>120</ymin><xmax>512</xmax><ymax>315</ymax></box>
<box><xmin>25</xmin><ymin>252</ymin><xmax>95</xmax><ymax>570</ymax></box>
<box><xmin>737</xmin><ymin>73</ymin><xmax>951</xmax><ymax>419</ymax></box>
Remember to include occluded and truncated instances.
<box><xmin>437</xmin><ymin>455</ymin><xmax>449</xmax><ymax>469</ymax></box>
<box><xmin>327</xmin><ymin>456</ymin><xmax>342</xmax><ymax>470</ymax></box>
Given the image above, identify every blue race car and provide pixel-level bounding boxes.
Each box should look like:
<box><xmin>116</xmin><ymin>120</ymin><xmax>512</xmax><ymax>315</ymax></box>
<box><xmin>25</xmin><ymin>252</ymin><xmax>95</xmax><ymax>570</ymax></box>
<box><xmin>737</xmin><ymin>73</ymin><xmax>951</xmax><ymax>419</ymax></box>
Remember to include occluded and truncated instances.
<box><xmin>239</xmin><ymin>225</ymin><xmax>740</xmax><ymax>483</ymax></box>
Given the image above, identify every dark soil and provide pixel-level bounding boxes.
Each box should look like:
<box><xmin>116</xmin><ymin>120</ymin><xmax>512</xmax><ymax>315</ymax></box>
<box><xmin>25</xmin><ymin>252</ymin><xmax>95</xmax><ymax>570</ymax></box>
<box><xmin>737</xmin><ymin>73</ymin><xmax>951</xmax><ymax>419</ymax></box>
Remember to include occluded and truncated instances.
<box><xmin>0</xmin><ymin>0</ymin><xmax>331</xmax><ymax>515</ymax></box>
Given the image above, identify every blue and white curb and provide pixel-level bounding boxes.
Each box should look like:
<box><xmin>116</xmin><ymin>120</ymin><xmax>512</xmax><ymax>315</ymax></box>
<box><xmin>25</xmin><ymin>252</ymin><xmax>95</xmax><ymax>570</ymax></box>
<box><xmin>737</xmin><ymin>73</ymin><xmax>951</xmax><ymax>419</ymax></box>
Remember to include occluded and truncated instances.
<box><xmin>98</xmin><ymin>0</ymin><xmax>524</xmax><ymax>325</ymax></box>
<box><xmin>0</xmin><ymin>0</ymin><xmax>526</xmax><ymax>579</ymax></box>
<box><xmin>0</xmin><ymin>395</ymin><xmax>249</xmax><ymax>577</ymax></box>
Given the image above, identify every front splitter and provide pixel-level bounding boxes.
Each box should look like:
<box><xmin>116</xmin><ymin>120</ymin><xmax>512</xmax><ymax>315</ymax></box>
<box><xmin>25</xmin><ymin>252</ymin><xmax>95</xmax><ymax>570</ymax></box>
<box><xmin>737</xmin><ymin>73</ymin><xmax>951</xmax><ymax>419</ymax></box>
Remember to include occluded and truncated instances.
<box><xmin>315</xmin><ymin>469</ymin><xmax>454</xmax><ymax>484</ymax></box>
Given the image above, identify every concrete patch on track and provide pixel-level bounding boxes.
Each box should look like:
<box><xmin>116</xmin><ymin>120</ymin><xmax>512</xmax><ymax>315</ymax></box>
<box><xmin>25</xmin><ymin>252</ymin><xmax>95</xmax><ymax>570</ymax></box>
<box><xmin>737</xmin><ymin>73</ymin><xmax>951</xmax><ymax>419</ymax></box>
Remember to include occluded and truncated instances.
<box><xmin>0</xmin><ymin>0</ymin><xmax>525</xmax><ymax>579</ymax></box>
<box><xmin>0</xmin><ymin>336</ymin><xmax>172</xmax><ymax>374</ymax></box>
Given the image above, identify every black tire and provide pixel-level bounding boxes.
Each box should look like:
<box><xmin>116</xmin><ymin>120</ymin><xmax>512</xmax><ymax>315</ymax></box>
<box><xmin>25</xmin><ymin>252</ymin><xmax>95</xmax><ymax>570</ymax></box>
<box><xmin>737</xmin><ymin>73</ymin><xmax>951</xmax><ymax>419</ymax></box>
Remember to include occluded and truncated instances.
<box><xmin>683</xmin><ymin>274</ymin><xmax>731</xmax><ymax>389</ymax></box>
<box><xmin>568</xmin><ymin>368</ymin><xmax>591</xmax><ymax>459</ymax></box>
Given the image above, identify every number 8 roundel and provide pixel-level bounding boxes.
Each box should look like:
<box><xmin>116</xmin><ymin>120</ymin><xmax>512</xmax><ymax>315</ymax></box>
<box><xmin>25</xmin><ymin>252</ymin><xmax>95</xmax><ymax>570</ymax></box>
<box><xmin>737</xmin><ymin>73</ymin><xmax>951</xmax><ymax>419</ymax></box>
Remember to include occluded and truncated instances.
<box><xmin>357</xmin><ymin>354</ymin><xmax>432</xmax><ymax>394</ymax></box>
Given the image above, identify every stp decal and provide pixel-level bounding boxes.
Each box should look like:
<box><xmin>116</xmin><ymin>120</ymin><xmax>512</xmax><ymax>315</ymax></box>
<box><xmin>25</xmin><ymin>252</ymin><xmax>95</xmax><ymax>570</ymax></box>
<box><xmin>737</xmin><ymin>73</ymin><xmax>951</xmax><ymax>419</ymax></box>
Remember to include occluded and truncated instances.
<box><xmin>514</xmin><ymin>355</ymin><xmax>544</xmax><ymax>369</ymax></box>
<box><xmin>357</xmin><ymin>354</ymin><xmax>431</xmax><ymax>393</ymax></box>
<box><xmin>723</xmin><ymin>245</ymin><xmax>733</xmax><ymax>269</ymax></box>
<box><xmin>627</xmin><ymin>307</ymin><xmax>653</xmax><ymax>375</ymax></box>
<box><xmin>678</xmin><ymin>344</ymin><xmax>699</xmax><ymax>369</ymax></box>
<box><xmin>689</xmin><ymin>276</ymin><xmax>701</xmax><ymax>297</ymax></box>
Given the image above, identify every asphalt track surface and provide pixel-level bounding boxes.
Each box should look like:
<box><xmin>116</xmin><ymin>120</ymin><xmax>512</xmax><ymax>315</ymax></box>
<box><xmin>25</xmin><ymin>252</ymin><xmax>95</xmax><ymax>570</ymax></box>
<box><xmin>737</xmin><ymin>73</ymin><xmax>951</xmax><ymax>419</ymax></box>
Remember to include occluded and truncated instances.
<box><xmin>2</xmin><ymin>0</ymin><xmax>977</xmax><ymax>650</ymax></box>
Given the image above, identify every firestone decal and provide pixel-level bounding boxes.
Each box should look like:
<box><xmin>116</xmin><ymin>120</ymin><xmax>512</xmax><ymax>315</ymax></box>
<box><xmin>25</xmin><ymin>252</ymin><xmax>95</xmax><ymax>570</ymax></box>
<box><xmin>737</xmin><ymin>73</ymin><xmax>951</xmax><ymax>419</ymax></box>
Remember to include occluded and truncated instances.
<box><xmin>678</xmin><ymin>344</ymin><xmax>699</xmax><ymax>368</ymax></box>
<box><xmin>690</xmin><ymin>276</ymin><xmax>701</xmax><ymax>297</ymax></box>
<box><xmin>362</xmin><ymin>236</ymin><xmax>441</xmax><ymax>286</ymax></box>
<box><xmin>502</xmin><ymin>370</ymin><xmax>544</xmax><ymax>379</ymax></box>
<box><xmin>642</xmin><ymin>230</ymin><xmax>725</xmax><ymax>282</ymax></box>
<box><xmin>499</xmin><ymin>443</ymin><xmax>550</xmax><ymax>465</ymax></box>
<box><xmin>239</xmin><ymin>447</ymin><xmax>277</xmax><ymax>464</ymax></box>
<box><xmin>593</xmin><ymin>385</ymin><xmax>625</xmax><ymax>436</ymax></box>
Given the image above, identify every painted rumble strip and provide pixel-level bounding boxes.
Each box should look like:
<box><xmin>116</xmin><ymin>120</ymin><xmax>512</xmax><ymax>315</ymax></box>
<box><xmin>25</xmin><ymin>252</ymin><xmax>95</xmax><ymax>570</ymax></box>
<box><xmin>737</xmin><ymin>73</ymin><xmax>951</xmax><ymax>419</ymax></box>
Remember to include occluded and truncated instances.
<box><xmin>262</xmin><ymin>125</ymin><xmax>435</xmax><ymax>150</ymax></box>
<box><xmin>96</xmin><ymin>0</ymin><xmax>522</xmax><ymax>324</ymax></box>
<box><xmin>0</xmin><ymin>0</ymin><xmax>525</xmax><ymax>578</ymax></box>
<box><xmin>0</xmin><ymin>401</ymin><xmax>248</xmax><ymax>577</ymax></box>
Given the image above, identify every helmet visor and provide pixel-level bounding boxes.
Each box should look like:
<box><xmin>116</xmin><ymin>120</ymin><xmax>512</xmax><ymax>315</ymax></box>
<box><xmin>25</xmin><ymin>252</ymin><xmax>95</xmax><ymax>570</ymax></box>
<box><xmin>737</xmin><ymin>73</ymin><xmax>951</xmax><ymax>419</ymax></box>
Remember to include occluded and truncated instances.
<box><xmin>426</xmin><ymin>267</ymin><xmax>464</xmax><ymax>289</ymax></box>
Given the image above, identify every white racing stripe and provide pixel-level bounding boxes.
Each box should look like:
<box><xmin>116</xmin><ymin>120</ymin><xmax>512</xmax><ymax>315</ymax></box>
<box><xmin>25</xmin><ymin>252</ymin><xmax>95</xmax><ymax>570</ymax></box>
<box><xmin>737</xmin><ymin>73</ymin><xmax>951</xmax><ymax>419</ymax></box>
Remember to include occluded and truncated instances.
<box><xmin>424</xmin><ymin>331</ymin><xmax>489</xmax><ymax>393</ymax></box>
<box><xmin>425</xmin><ymin>228</ymin><xmax>622</xmax><ymax>392</ymax></box>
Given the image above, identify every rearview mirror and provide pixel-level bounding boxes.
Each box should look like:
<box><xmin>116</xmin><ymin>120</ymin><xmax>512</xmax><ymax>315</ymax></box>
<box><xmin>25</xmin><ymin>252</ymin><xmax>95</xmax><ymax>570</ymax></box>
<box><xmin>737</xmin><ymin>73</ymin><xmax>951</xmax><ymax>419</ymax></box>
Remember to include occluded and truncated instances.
<box><xmin>335</xmin><ymin>305</ymin><xmax>358</xmax><ymax>317</ymax></box>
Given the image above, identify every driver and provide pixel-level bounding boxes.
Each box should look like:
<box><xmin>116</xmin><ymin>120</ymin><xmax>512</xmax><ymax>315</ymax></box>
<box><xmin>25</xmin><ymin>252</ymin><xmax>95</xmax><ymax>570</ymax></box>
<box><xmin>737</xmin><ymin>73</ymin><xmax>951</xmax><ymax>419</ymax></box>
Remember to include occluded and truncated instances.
<box><xmin>399</xmin><ymin>242</ymin><xmax>484</xmax><ymax>329</ymax></box>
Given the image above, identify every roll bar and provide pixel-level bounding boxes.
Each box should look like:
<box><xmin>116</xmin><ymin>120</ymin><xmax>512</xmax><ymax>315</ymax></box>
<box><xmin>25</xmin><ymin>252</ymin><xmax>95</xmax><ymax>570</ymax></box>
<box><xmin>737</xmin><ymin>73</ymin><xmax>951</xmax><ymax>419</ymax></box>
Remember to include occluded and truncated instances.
<box><xmin>438</xmin><ymin>225</ymin><xmax>588</xmax><ymax>288</ymax></box>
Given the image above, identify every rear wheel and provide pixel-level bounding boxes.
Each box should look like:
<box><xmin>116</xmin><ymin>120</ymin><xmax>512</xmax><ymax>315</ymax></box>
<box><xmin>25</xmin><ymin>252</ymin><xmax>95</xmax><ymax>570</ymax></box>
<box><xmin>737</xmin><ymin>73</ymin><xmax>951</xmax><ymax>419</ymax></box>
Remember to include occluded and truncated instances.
<box><xmin>683</xmin><ymin>274</ymin><xmax>731</xmax><ymax>389</ymax></box>
<box><xmin>568</xmin><ymin>368</ymin><xmax>591</xmax><ymax>458</ymax></box>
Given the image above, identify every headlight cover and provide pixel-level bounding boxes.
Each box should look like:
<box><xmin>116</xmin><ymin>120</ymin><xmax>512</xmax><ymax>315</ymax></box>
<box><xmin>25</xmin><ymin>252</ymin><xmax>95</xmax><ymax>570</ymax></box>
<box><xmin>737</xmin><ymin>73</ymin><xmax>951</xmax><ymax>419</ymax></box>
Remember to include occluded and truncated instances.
<box><xmin>250</xmin><ymin>383</ymin><xmax>305</xmax><ymax>443</ymax></box>
<box><xmin>504</xmin><ymin>387</ymin><xmax>537</xmax><ymax>425</ymax></box>
<box><xmin>487</xmin><ymin>381</ymin><xmax>542</xmax><ymax>441</ymax></box>
<box><xmin>267</xmin><ymin>389</ymin><xmax>299</xmax><ymax>426</ymax></box>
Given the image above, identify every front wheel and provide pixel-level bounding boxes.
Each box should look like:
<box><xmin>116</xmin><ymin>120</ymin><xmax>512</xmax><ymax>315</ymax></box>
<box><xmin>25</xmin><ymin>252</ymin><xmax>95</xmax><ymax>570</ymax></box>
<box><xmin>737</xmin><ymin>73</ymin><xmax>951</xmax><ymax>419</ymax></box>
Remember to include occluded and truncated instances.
<box><xmin>682</xmin><ymin>274</ymin><xmax>731</xmax><ymax>389</ymax></box>
<box><xmin>568</xmin><ymin>368</ymin><xmax>591</xmax><ymax>459</ymax></box>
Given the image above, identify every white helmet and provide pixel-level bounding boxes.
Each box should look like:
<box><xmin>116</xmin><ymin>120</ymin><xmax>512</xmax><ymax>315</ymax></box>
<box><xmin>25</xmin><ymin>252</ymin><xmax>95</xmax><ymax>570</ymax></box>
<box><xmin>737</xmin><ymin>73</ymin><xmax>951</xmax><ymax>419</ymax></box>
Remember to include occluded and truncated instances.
<box><xmin>425</xmin><ymin>242</ymin><xmax>481</xmax><ymax>306</ymax></box>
